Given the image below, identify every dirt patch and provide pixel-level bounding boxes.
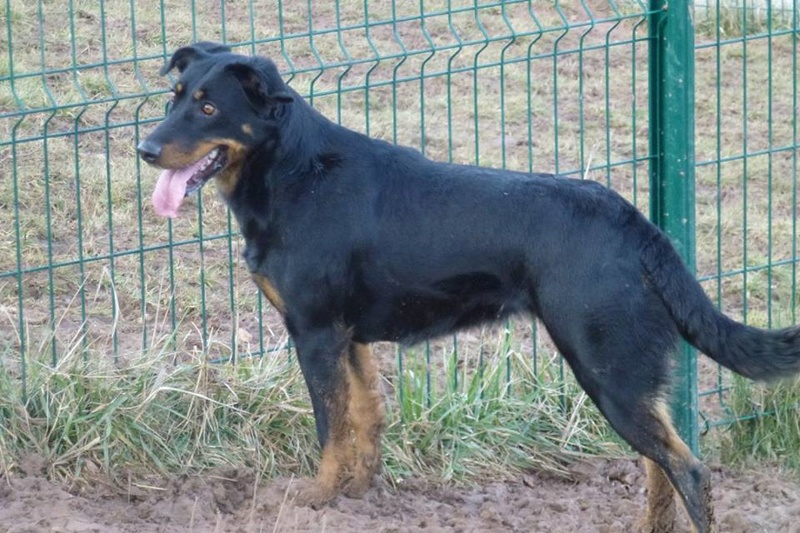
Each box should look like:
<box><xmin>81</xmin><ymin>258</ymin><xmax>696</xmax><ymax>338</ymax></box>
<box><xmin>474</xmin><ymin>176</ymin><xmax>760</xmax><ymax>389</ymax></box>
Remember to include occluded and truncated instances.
<box><xmin>2</xmin><ymin>458</ymin><xmax>799</xmax><ymax>532</ymax></box>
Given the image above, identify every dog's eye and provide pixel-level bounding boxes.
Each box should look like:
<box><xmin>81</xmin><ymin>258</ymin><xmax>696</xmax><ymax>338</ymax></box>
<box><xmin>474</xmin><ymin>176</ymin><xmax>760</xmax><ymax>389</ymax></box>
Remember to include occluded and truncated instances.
<box><xmin>201</xmin><ymin>103</ymin><xmax>216</xmax><ymax>116</ymax></box>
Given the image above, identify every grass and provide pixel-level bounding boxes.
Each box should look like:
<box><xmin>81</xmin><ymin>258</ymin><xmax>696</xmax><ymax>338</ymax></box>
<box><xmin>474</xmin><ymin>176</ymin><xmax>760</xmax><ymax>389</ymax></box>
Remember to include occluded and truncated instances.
<box><xmin>0</xmin><ymin>0</ymin><xmax>798</xmax><ymax>486</ymax></box>
<box><xmin>0</xmin><ymin>324</ymin><xmax>622</xmax><ymax>488</ymax></box>
<box><xmin>0</xmin><ymin>337</ymin><xmax>317</xmax><ymax>487</ymax></box>
<box><xmin>385</xmin><ymin>335</ymin><xmax>621</xmax><ymax>482</ymax></box>
<box><xmin>715</xmin><ymin>375</ymin><xmax>800</xmax><ymax>472</ymax></box>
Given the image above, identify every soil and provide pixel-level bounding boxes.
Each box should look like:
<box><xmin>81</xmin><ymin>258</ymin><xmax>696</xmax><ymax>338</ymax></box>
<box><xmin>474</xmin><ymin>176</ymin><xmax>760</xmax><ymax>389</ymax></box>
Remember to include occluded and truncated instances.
<box><xmin>2</xmin><ymin>457</ymin><xmax>799</xmax><ymax>533</ymax></box>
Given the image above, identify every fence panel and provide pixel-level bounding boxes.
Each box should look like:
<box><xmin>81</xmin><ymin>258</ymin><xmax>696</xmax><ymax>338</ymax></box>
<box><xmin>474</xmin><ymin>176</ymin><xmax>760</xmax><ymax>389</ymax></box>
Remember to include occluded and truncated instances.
<box><xmin>1</xmin><ymin>1</ymin><xmax>797</xmax><ymax>439</ymax></box>
<box><xmin>1</xmin><ymin>1</ymin><xmax>654</xmax><ymax>401</ymax></box>
<box><xmin>693</xmin><ymin>2</ymin><xmax>800</xmax><ymax>428</ymax></box>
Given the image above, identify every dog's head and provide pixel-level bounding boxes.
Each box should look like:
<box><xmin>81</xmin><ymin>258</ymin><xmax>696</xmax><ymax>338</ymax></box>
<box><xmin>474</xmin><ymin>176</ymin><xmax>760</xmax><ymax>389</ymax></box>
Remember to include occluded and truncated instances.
<box><xmin>138</xmin><ymin>42</ymin><xmax>293</xmax><ymax>218</ymax></box>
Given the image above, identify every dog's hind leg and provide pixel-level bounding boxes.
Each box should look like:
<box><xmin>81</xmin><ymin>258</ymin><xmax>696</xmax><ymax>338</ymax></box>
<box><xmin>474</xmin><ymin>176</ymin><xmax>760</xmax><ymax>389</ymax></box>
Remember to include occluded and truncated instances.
<box><xmin>291</xmin><ymin>325</ymin><xmax>353</xmax><ymax>508</ymax></box>
<box><xmin>342</xmin><ymin>342</ymin><xmax>384</xmax><ymax>498</ymax></box>
<box><xmin>536</xmin><ymin>278</ymin><xmax>715</xmax><ymax>531</ymax></box>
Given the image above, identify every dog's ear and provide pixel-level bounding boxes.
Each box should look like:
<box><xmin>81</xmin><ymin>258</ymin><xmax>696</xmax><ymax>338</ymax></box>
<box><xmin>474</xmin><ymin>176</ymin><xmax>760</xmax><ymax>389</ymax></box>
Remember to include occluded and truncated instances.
<box><xmin>226</xmin><ymin>60</ymin><xmax>293</xmax><ymax>114</ymax></box>
<box><xmin>160</xmin><ymin>42</ymin><xmax>232</xmax><ymax>76</ymax></box>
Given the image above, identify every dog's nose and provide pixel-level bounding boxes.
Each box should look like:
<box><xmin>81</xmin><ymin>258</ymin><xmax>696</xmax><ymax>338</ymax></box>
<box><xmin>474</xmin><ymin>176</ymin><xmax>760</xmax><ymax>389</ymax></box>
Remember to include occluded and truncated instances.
<box><xmin>137</xmin><ymin>140</ymin><xmax>162</xmax><ymax>164</ymax></box>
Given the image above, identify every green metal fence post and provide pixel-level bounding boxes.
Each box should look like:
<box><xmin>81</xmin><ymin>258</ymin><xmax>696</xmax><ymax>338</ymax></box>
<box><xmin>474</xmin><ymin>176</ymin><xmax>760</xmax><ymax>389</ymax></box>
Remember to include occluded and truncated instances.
<box><xmin>649</xmin><ymin>0</ymin><xmax>699</xmax><ymax>453</ymax></box>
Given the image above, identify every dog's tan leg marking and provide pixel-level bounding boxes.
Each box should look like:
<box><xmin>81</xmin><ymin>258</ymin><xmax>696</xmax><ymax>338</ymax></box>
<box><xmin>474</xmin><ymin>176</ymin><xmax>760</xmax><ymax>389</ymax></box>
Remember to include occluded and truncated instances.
<box><xmin>342</xmin><ymin>342</ymin><xmax>384</xmax><ymax>498</ymax></box>
<box><xmin>641</xmin><ymin>457</ymin><xmax>677</xmax><ymax>533</ymax></box>
<box><xmin>252</xmin><ymin>274</ymin><xmax>286</xmax><ymax>314</ymax></box>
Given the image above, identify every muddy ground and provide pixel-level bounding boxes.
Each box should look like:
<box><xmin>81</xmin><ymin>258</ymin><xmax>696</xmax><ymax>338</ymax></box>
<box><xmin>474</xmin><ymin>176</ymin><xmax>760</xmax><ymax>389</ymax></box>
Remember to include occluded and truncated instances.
<box><xmin>2</xmin><ymin>457</ymin><xmax>799</xmax><ymax>532</ymax></box>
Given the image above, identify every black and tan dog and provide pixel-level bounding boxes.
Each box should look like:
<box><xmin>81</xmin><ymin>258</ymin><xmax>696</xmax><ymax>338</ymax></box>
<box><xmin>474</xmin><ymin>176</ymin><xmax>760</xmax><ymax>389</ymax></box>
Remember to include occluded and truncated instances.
<box><xmin>138</xmin><ymin>42</ymin><xmax>800</xmax><ymax>532</ymax></box>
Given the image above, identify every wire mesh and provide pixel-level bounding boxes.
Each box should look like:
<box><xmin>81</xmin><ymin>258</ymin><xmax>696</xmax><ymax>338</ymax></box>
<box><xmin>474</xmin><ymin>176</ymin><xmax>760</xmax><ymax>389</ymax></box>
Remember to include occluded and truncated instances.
<box><xmin>0</xmin><ymin>1</ymin><xmax>797</xmax><ymax>436</ymax></box>
<box><xmin>694</xmin><ymin>1</ymin><xmax>800</xmax><ymax>428</ymax></box>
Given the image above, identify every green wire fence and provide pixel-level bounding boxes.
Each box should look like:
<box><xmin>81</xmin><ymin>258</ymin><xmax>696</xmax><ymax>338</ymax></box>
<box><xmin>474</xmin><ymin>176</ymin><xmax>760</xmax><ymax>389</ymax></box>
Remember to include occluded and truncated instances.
<box><xmin>0</xmin><ymin>1</ymin><xmax>798</xmax><ymax>450</ymax></box>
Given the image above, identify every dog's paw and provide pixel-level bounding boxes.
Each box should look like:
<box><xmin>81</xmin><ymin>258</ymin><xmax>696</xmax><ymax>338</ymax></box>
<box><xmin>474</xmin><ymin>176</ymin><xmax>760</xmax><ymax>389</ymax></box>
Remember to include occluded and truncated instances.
<box><xmin>341</xmin><ymin>476</ymin><xmax>370</xmax><ymax>499</ymax></box>
<box><xmin>292</xmin><ymin>478</ymin><xmax>339</xmax><ymax>509</ymax></box>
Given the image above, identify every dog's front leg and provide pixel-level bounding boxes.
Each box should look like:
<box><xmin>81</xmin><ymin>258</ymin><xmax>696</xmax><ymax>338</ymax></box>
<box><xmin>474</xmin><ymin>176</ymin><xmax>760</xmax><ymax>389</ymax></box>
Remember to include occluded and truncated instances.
<box><xmin>342</xmin><ymin>342</ymin><xmax>384</xmax><ymax>498</ymax></box>
<box><xmin>291</xmin><ymin>325</ymin><xmax>352</xmax><ymax>508</ymax></box>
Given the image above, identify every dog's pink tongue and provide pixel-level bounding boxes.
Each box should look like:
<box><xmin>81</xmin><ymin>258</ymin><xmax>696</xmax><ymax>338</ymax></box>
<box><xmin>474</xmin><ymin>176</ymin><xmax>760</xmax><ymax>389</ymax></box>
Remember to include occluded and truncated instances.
<box><xmin>151</xmin><ymin>158</ymin><xmax>205</xmax><ymax>218</ymax></box>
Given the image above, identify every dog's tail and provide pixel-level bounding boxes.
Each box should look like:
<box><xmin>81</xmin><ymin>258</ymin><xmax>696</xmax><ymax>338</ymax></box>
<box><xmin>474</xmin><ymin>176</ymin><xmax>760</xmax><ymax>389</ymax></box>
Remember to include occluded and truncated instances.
<box><xmin>640</xmin><ymin>230</ymin><xmax>800</xmax><ymax>381</ymax></box>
